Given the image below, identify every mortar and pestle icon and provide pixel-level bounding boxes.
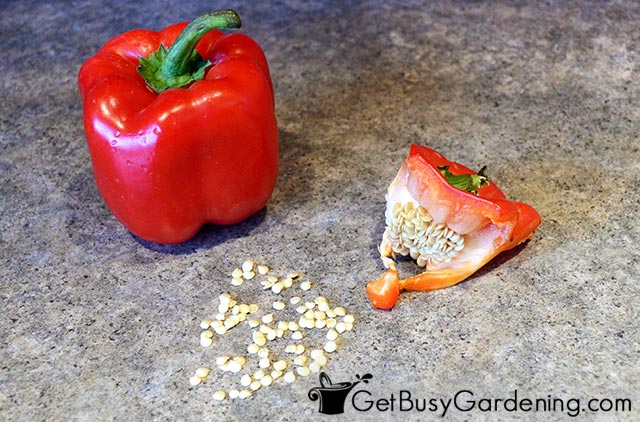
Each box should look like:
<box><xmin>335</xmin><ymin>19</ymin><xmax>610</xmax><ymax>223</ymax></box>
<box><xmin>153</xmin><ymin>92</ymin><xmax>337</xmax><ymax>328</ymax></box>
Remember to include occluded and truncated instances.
<box><xmin>308</xmin><ymin>372</ymin><xmax>373</xmax><ymax>414</ymax></box>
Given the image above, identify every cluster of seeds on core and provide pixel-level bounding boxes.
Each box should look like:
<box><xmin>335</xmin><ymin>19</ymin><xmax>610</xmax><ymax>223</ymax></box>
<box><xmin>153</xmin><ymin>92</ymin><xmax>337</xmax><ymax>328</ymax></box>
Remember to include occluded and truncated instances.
<box><xmin>189</xmin><ymin>260</ymin><xmax>356</xmax><ymax>401</ymax></box>
<box><xmin>386</xmin><ymin>201</ymin><xmax>465</xmax><ymax>267</ymax></box>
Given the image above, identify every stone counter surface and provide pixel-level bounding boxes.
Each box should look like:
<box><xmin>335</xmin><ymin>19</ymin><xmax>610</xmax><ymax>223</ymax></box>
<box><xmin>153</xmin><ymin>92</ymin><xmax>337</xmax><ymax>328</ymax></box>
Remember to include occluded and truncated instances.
<box><xmin>1</xmin><ymin>1</ymin><xmax>639</xmax><ymax>421</ymax></box>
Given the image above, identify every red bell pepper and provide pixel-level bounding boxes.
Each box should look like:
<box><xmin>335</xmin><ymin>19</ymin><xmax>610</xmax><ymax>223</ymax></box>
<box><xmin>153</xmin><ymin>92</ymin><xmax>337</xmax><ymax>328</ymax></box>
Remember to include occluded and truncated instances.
<box><xmin>366</xmin><ymin>145</ymin><xmax>541</xmax><ymax>310</ymax></box>
<box><xmin>78</xmin><ymin>10</ymin><xmax>278</xmax><ymax>244</ymax></box>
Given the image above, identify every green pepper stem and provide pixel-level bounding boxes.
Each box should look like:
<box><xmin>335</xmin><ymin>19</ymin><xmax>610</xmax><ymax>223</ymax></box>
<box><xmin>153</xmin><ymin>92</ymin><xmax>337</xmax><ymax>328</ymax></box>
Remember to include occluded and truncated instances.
<box><xmin>138</xmin><ymin>9</ymin><xmax>241</xmax><ymax>93</ymax></box>
<box><xmin>162</xmin><ymin>9</ymin><xmax>240</xmax><ymax>77</ymax></box>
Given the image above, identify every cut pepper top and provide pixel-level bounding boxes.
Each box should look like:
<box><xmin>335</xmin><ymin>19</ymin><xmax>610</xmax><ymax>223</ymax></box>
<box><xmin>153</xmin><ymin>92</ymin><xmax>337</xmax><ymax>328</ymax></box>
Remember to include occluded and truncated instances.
<box><xmin>367</xmin><ymin>145</ymin><xmax>541</xmax><ymax>310</ymax></box>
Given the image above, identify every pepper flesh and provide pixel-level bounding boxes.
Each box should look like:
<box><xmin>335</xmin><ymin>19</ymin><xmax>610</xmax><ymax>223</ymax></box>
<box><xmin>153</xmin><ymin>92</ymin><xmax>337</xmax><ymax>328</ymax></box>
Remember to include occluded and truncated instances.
<box><xmin>78</xmin><ymin>10</ymin><xmax>278</xmax><ymax>244</ymax></box>
<box><xmin>366</xmin><ymin>145</ymin><xmax>541</xmax><ymax>309</ymax></box>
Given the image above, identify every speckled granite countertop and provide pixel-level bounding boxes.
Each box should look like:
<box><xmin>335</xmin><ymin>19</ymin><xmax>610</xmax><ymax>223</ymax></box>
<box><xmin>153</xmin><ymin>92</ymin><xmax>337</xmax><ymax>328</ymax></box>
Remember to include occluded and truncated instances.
<box><xmin>1</xmin><ymin>1</ymin><xmax>639</xmax><ymax>421</ymax></box>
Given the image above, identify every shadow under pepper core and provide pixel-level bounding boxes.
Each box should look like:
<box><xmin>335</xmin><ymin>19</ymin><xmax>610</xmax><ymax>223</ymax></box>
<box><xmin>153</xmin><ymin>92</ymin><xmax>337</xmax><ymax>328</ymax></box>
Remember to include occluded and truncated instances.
<box><xmin>78</xmin><ymin>9</ymin><xmax>278</xmax><ymax>243</ymax></box>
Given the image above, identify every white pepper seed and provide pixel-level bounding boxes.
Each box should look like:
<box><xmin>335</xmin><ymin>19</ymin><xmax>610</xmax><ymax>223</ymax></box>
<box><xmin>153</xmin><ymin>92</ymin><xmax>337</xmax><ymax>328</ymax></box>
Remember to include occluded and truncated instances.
<box><xmin>300</xmin><ymin>281</ymin><xmax>312</xmax><ymax>291</ymax></box>
<box><xmin>273</xmin><ymin>360</ymin><xmax>288</xmax><ymax>371</ymax></box>
<box><xmin>326</xmin><ymin>329</ymin><xmax>339</xmax><ymax>341</ymax></box>
<box><xmin>239</xmin><ymin>389</ymin><xmax>252</xmax><ymax>399</ymax></box>
<box><xmin>277</xmin><ymin>321</ymin><xmax>289</xmax><ymax>331</ymax></box>
<box><xmin>324</xmin><ymin>340</ymin><xmax>337</xmax><ymax>353</ymax></box>
<box><xmin>259</xmin><ymin>358</ymin><xmax>270</xmax><ymax>369</ymax></box>
<box><xmin>335</xmin><ymin>322</ymin><xmax>346</xmax><ymax>334</ymax></box>
<box><xmin>195</xmin><ymin>367</ymin><xmax>210</xmax><ymax>378</ymax></box>
<box><xmin>231</xmin><ymin>277</ymin><xmax>244</xmax><ymax>286</ymax></box>
<box><xmin>200</xmin><ymin>337</ymin><xmax>213</xmax><ymax>348</ymax></box>
<box><xmin>241</xmin><ymin>374</ymin><xmax>252</xmax><ymax>387</ymax></box>
<box><xmin>216</xmin><ymin>356</ymin><xmax>229</xmax><ymax>366</ymax></box>
<box><xmin>248</xmin><ymin>319</ymin><xmax>260</xmax><ymax>328</ymax></box>
<box><xmin>271</xmin><ymin>282</ymin><xmax>283</xmax><ymax>294</ymax></box>
<box><xmin>293</xmin><ymin>355</ymin><xmax>308</xmax><ymax>366</ymax></box>
<box><xmin>189</xmin><ymin>376</ymin><xmax>201</xmax><ymax>386</ymax></box>
<box><xmin>334</xmin><ymin>307</ymin><xmax>346</xmax><ymax>316</ymax></box>
<box><xmin>285</xmin><ymin>344</ymin><xmax>297</xmax><ymax>354</ymax></box>
<box><xmin>291</xmin><ymin>331</ymin><xmax>304</xmax><ymax>340</ymax></box>
<box><xmin>296</xmin><ymin>366</ymin><xmax>311</xmax><ymax>377</ymax></box>
<box><xmin>315</xmin><ymin>355</ymin><xmax>328</xmax><ymax>367</ymax></box>
<box><xmin>262</xmin><ymin>314</ymin><xmax>274</xmax><ymax>324</ymax></box>
<box><xmin>258</xmin><ymin>348</ymin><xmax>269</xmax><ymax>358</ymax></box>
<box><xmin>247</xmin><ymin>343</ymin><xmax>260</xmax><ymax>354</ymax></box>
<box><xmin>253</xmin><ymin>332</ymin><xmax>266</xmax><ymax>346</ymax></box>
<box><xmin>243</xmin><ymin>271</ymin><xmax>256</xmax><ymax>280</ymax></box>
<box><xmin>290</xmin><ymin>296</ymin><xmax>302</xmax><ymax>305</ymax></box>
<box><xmin>232</xmin><ymin>268</ymin><xmax>243</xmax><ymax>278</ymax></box>
<box><xmin>283</xmin><ymin>371</ymin><xmax>296</xmax><ymax>383</ymax></box>
<box><xmin>261</xmin><ymin>375</ymin><xmax>273</xmax><ymax>386</ymax></box>
<box><xmin>257</xmin><ymin>265</ymin><xmax>270</xmax><ymax>275</ymax></box>
<box><xmin>317</xmin><ymin>302</ymin><xmax>330</xmax><ymax>312</ymax></box>
<box><xmin>273</xmin><ymin>301</ymin><xmax>286</xmax><ymax>311</ymax></box>
<box><xmin>229</xmin><ymin>389</ymin><xmax>240</xmax><ymax>399</ymax></box>
<box><xmin>200</xmin><ymin>320</ymin><xmax>211</xmax><ymax>329</ymax></box>
<box><xmin>266</xmin><ymin>329</ymin><xmax>277</xmax><ymax>341</ymax></box>
<box><xmin>241</xmin><ymin>260</ymin><xmax>255</xmax><ymax>272</ymax></box>
<box><xmin>213</xmin><ymin>390</ymin><xmax>226</xmax><ymax>401</ymax></box>
<box><xmin>310</xmin><ymin>349</ymin><xmax>325</xmax><ymax>360</ymax></box>
<box><xmin>343</xmin><ymin>314</ymin><xmax>355</xmax><ymax>323</ymax></box>
<box><xmin>250</xmin><ymin>381</ymin><xmax>262</xmax><ymax>391</ymax></box>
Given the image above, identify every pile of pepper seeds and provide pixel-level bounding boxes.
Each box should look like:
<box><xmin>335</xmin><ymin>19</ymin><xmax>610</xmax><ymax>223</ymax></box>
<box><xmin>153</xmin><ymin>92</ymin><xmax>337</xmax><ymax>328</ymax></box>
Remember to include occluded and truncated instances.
<box><xmin>189</xmin><ymin>260</ymin><xmax>356</xmax><ymax>401</ymax></box>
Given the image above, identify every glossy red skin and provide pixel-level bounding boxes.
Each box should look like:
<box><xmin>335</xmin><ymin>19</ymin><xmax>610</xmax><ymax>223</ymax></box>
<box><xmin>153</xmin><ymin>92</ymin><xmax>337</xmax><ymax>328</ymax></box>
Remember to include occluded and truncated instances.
<box><xmin>78</xmin><ymin>23</ymin><xmax>278</xmax><ymax>243</ymax></box>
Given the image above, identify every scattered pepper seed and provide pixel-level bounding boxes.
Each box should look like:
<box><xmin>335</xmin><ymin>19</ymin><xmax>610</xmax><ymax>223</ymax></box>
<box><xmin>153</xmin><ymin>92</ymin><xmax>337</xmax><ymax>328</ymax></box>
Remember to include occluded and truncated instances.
<box><xmin>326</xmin><ymin>329</ymin><xmax>339</xmax><ymax>341</ymax></box>
<box><xmin>290</xmin><ymin>296</ymin><xmax>302</xmax><ymax>305</ymax></box>
<box><xmin>324</xmin><ymin>340</ymin><xmax>337</xmax><ymax>353</ymax></box>
<box><xmin>195</xmin><ymin>367</ymin><xmax>210</xmax><ymax>378</ymax></box>
<box><xmin>189</xmin><ymin>376</ymin><xmax>202</xmax><ymax>386</ymax></box>
<box><xmin>240</xmin><ymin>374</ymin><xmax>252</xmax><ymax>387</ymax></box>
<box><xmin>257</xmin><ymin>265</ymin><xmax>270</xmax><ymax>275</ymax></box>
<box><xmin>283</xmin><ymin>371</ymin><xmax>296</xmax><ymax>383</ymax></box>
<box><xmin>213</xmin><ymin>390</ymin><xmax>226</xmax><ymax>401</ymax></box>
<box><xmin>271</xmin><ymin>282</ymin><xmax>283</xmax><ymax>294</ymax></box>
<box><xmin>241</xmin><ymin>260</ymin><xmax>255</xmax><ymax>273</ymax></box>
<box><xmin>296</xmin><ymin>366</ymin><xmax>311</xmax><ymax>377</ymax></box>
<box><xmin>273</xmin><ymin>301</ymin><xmax>286</xmax><ymax>311</ymax></box>
<box><xmin>300</xmin><ymin>281</ymin><xmax>312</xmax><ymax>291</ymax></box>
